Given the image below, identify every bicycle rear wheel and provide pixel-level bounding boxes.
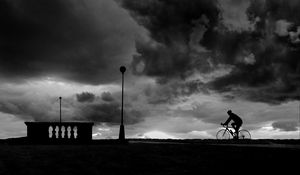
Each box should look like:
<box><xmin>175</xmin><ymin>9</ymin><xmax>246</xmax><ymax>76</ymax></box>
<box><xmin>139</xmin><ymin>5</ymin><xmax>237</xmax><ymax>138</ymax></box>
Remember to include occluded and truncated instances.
<box><xmin>216</xmin><ymin>129</ymin><xmax>231</xmax><ymax>139</ymax></box>
<box><xmin>238</xmin><ymin>129</ymin><xmax>251</xmax><ymax>139</ymax></box>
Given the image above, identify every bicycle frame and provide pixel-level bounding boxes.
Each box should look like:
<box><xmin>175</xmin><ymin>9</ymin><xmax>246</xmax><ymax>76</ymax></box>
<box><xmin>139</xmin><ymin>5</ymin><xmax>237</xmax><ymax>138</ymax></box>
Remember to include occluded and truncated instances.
<box><xmin>223</xmin><ymin>125</ymin><xmax>234</xmax><ymax>136</ymax></box>
<box><xmin>221</xmin><ymin>125</ymin><xmax>237</xmax><ymax>138</ymax></box>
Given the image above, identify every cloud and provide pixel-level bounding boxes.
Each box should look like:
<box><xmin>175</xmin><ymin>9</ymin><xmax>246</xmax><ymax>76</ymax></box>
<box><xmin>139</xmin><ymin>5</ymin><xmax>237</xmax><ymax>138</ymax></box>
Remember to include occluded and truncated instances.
<box><xmin>207</xmin><ymin>0</ymin><xmax>300</xmax><ymax>104</ymax></box>
<box><xmin>274</xmin><ymin>20</ymin><xmax>292</xmax><ymax>36</ymax></box>
<box><xmin>121</xmin><ymin>0</ymin><xmax>220</xmax><ymax>81</ymax></box>
<box><xmin>73</xmin><ymin>90</ymin><xmax>145</xmax><ymax>125</ymax></box>
<box><xmin>272</xmin><ymin>120</ymin><xmax>298</xmax><ymax>131</ymax></box>
<box><xmin>0</xmin><ymin>112</ymin><xmax>27</xmax><ymax>139</ymax></box>
<box><xmin>101</xmin><ymin>92</ymin><xmax>115</xmax><ymax>102</ymax></box>
<box><xmin>144</xmin><ymin>80</ymin><xmax>208</xmax><ymax>105</ymax></box>
<box><xmin>74</xmin><ymin>101</ymin><xmax>143</xmax><ymax>125</ymax></box>
<box><xmin>0</xmin><ymin>82</ymin><xmax>145</xmax><ymax>125</ymax></box>
<box><xmin>76</xmin><ymin>92</ymin><xmax>95</xmax><ymax>103</ymax></box>
<box><xmin>218</xmin><ymin>0</ymin><xmax>255</xmax><ymax>32</ymax></box>
<box><xmin>136</xmin><ymin>130</ymin><xmax>178</xmax><ymax>139</ymax></box>
<box><xmin>121</xmin><ymin>0</ymin><xmax>300</xmax><ymax>104</ymax></box>
<box><xmin>289</xmin><ymin>26</ymin><xmax>300</xmax><ymax>44</ymax></box>
<box><xmin>0</xmin><ymin>95</ymin><xmax>59</xmax><ymax>122</ymax></box>
<box><xmin>0</xmin><ymin>0</ymin><xmax>144</xmax><ymax>85</ymax></box>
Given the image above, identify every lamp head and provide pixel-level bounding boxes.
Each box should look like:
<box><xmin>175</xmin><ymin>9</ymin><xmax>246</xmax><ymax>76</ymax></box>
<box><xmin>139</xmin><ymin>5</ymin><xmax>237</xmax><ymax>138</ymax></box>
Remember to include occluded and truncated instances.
<box><xmin>120</xmin><ymin>66</ymin><xmax>126</xmax><ymax>73</ymax></box>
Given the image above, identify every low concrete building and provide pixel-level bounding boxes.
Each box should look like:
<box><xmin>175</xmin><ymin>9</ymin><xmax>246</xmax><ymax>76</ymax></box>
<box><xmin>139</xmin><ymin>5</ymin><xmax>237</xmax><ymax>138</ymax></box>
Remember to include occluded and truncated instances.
<box><xmin>25</xmin><ymin>122</ymin><xmax>94</xmax><ymax>143</ymax></box>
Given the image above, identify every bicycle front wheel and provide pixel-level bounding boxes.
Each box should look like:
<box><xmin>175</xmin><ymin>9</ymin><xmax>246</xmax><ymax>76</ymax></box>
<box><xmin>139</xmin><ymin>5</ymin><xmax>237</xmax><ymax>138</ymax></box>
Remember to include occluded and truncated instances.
<box><xmin>216</xmin><ymin>129</ymin><xmax>231</xmax><ymax>140</ymax></box>
<box><xmin>238</xmin><ymin>129</ymin><xmax>251</xmax><ymax>139</ymax></box>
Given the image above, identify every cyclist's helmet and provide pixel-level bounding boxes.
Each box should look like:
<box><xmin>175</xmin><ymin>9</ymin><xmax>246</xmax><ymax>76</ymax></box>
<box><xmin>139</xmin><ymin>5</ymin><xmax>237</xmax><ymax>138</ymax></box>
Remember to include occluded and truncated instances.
<box><xmin>227</xmin><ymin>110</ymin><xmax>232</xmax><ymax>114</ymax></box>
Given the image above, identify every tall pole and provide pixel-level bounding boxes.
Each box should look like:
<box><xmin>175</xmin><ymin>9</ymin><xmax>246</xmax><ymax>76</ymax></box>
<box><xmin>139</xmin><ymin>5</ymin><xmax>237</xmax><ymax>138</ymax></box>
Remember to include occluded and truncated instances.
<box><xmin>59</xmin><ymin>97</ymin><xmax>62</xmax><ymax>123</ymax></box>
<box><xmin>119</xmin><ymin>66</ymin><xmax>126</xmax><ymax>141</ymax></box>
<box><xmin>121</xmin><ymin>73</ymin><xmax>124</xmax><ymax>125</ymax></box>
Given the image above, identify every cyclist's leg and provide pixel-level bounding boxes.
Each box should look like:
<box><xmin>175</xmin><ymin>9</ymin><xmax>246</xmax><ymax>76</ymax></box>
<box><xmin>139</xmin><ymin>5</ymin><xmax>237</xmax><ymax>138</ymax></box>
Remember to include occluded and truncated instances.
<box><xmin>235</xmin><ymin>121</ymin><xmax>242</xmax><ymax>138</ymax></box>
<box><xmin>231</xmin><ymin>122</ymin><xmax>238</xmax><ymax>139</ymax></box>
<box><xmin>236</xmin><ymin>123</ymin><xmax>241</xmax><ymax>131</ymax></box>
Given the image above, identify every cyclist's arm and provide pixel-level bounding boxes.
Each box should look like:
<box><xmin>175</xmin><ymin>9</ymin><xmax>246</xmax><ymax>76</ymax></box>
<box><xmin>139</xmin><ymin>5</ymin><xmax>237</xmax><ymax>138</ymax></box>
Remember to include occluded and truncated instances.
<box><xmin>222</xmin><ymin>117</ymin><xmax>231</xmax><ymax>125</ymax></box>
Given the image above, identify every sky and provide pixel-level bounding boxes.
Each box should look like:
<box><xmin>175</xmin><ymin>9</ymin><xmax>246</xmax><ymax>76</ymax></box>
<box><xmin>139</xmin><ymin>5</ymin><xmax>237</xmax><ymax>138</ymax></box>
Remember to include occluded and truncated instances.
<box><xmin>1</xmin><ymin>0</ymin><xmax>300</xmax><ymax>139</ymax></box>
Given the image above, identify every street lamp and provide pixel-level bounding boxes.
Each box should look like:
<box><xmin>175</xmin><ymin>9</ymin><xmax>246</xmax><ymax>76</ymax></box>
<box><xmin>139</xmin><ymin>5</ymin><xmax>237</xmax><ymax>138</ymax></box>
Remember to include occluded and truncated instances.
<box><xmin>59</xmin><ymin>97</ymin><xmax>62</xmax><ymax>123</ymax></box>
<box><xmin>119</xmin><ymin>66</ymin><xmax>126</xmax><ymax>141</ymax></box>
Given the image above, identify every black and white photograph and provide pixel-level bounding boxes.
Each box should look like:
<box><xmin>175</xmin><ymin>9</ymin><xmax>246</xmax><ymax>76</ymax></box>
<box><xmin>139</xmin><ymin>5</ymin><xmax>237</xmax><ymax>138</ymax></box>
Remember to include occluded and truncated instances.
<box><xmin>0</xmin><ymin>0</ymin><xmax>300</xmax><ymax>174</ymax></box>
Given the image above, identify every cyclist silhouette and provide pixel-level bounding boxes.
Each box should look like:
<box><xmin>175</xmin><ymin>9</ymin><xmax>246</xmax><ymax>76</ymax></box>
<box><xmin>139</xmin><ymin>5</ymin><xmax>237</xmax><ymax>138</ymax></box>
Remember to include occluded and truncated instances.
<box><xmin>221</xmin><ymin>110</ymin><xmax>243</xmax><ymax>139</ymax></box>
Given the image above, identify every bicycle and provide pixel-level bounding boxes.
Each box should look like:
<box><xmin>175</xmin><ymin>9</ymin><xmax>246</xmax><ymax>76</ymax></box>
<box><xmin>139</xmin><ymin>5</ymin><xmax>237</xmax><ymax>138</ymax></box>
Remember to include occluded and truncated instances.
<box><xmin>216</xmin><ymin>124</ymin><xmax>251</xmax><ymax>140</ymax></box>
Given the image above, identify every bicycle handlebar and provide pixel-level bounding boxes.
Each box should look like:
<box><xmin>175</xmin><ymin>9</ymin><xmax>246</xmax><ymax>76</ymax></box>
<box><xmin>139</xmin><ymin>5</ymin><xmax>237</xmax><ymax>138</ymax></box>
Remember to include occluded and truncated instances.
<box><xmin>221</xmin><ymin>123</ymin><xmax>233</xmax><ymax>128</ymax></box>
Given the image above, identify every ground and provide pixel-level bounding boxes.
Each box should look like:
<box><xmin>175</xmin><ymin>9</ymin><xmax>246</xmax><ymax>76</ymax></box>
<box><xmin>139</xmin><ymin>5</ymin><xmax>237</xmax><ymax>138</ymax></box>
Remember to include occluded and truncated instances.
<box><xmin>0</xmin><ymin>139</ymin><xmax>299</xmax><ymax>175</ymax></box>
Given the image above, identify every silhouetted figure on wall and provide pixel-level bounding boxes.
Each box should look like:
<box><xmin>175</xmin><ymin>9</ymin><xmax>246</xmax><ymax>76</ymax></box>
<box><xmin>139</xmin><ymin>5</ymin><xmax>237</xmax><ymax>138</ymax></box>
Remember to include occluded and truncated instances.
<box><xmin>221</xmin><ymin>110</ymin><xmax>243</xmax><ymax>139</ymax></box>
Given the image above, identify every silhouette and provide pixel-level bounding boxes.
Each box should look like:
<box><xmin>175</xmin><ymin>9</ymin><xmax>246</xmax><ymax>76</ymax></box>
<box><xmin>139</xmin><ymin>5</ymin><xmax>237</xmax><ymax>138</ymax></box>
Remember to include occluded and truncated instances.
<box><xmin>25</xmin><ymin>122</ymin><xmax>94</xmax><ymax>143</ymax></box>
<box><xmin>221</xmin><ymin>110</ymin><xmax>243</xmax><ymax>139</ymax></box>
<box><xmin>59</xmin><ymin>96</ymin><xmax>62</xmax><ymax>123</ymax></box>
<box><xmin>216</xmin><ymin>122</ymin><xmax>251</xmax><ymax>140</ymax></box>
<box><xmin>119</xmin><ymin>66</ymin><xmax>126</xmax><ymax>141</ymax></box>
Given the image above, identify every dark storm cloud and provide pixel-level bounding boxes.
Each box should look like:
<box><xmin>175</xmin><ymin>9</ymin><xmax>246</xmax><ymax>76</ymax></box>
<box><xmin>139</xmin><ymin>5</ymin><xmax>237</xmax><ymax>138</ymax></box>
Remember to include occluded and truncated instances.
<box><xmin>120</xmin><ymin>0</ymin><xmax>220</xmax><ymax>80</ymax></box>
<box><xmin>120</xmin><ymin>0</ymin><xmax>300</xmax><ymax>104</ymax></box>
<box><xmin>74</xmin><ymin>92</ymin><xmax>144</xmax><ymax>125</ymax></box>
<box><xmin>0</xmin><ymin>90</ymin><xmax>144</xmax><ymax>125</ymax></box>
<box><xmin>0</xmin><ymin>0</ymin><xmax>141</xmax><ymax>84</ymax></box>
<box><xmin>207</xmin><ymin>0</ymin><xmax>300</xmax><ymax>104</ymax></box>
<box><xmin>101</xmin><ymin>92</ymin><xmax>115</xmax><ymax>102</ymax></box>
<box><xmin>0</xmin><ymin>96</ymin><xmax>59</xmax><ymax>121</ymax></box>
<box><xmin>145</xmin><ymin>80</ymin><xmax>207</xmax><ymax>104</ymax></box>
<box><xmin>272</xmin><ymin>120</ymin><xmax>298</xmax><ymax>131</ymax></box>
<box><xmin>75</xmin><ymin>101</ymin><xmax>143</xmax><ymax>125</ymax></box>
<box><xmin>76</xmin><ymin>92</ymin><xmax>95</xmax><ymax>103</ymax></box>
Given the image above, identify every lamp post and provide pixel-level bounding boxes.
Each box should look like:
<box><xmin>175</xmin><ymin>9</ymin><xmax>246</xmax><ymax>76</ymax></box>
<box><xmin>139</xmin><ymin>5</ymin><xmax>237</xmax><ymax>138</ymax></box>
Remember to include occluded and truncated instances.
<box><xmin>119</xmin><ymin>66</ymin><xmax>126</xmax><ymax>141</ymax></box>
<box><xmin>58</xmin><ymin>96</ymin><xmax>62</xmax><ymax>139</ymax></box>
<box><xmin>59</xmin><ymin>97</ymin><xmax>62</xmax><ymax>123</ymax></box>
